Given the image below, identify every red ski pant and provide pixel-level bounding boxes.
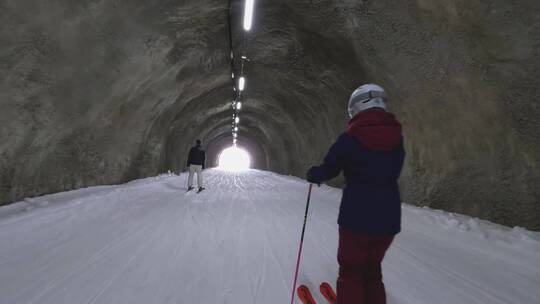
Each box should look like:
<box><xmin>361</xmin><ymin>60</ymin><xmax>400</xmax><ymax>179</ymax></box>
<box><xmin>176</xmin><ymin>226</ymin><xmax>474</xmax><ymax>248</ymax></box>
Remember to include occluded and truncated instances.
<box><xmin>337</xmin><ymin>227</ymin><xmax>394</xmax><ymax>304</ymax></box>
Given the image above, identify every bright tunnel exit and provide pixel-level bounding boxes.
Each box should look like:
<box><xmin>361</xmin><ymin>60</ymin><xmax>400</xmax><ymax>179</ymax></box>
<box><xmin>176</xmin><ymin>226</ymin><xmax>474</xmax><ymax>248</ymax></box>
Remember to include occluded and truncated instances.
<box><xmin>218</xmin><ymin>146</ymin><xmax>251</xmax><ymax>171</ymax></box>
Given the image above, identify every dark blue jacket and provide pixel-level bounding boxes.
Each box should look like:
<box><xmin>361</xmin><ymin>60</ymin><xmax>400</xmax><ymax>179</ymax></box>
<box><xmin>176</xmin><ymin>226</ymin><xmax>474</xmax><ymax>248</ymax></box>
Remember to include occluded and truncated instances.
<box><xmin>187</xmin><ymin>145</ymin><xmax>206</xmax><ymax>168</ymax></box>
<box><xmin>309</xmin><ymin>110</ymin><xmax>405</xmax><ymax>235</ymax></box>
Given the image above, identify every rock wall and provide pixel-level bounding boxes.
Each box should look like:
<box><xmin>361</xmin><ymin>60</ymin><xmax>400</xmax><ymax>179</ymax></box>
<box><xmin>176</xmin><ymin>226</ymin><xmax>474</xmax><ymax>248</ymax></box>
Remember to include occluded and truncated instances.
<box><xmin>1</xmin><ymin>0</ymin><xmax>231</xmax><ymax>200</ymax></box>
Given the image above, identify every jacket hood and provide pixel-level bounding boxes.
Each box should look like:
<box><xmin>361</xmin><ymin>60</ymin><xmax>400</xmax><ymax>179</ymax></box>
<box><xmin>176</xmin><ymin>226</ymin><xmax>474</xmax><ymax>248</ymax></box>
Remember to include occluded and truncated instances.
<box><xmin>347</xmin><ymin>109</ymin><xmax>402</xmax><ymax>151</ymax></box>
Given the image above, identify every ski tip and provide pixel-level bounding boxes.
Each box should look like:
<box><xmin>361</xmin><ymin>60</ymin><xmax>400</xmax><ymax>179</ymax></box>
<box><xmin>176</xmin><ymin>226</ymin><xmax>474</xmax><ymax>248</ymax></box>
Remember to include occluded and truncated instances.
<box><xmin>319</xmin><ymin>282</ymin><xmax>337</xmax><ymax>304</ymax></box>
<box><xmin>320</xmin><ymin>282</ymin><xmax>332</xmax><ymax>289</ymax></box>
<box><xmin>297</xmin><ymin>285</ymin><xmax>316</xmax><ymax>304</ymax></box>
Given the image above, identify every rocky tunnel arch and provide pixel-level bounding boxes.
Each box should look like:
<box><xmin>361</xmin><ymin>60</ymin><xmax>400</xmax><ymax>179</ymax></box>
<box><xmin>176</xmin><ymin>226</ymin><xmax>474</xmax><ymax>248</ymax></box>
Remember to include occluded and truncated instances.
<box><xmin>0</xmin><ymin>0</ymin><xmax>538</xmax><ymax>230</ymax></box>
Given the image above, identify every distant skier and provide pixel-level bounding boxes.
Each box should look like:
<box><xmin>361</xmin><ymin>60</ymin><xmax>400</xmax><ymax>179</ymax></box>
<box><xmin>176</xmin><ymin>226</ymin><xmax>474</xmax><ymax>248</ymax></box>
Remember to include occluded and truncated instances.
<box><xmin>307</xmin><ymin>84</ymin><xmax>405</xmax><ymax>304</ymax></box>
<box><xmin>187</xmin><ymin>139</ymin><xmax>206</xmax><ymax>192</ymax></box>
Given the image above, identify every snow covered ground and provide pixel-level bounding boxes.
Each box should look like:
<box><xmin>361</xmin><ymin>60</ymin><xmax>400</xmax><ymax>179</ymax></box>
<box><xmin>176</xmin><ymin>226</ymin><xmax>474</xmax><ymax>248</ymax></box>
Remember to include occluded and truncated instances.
<box><xmin>0</xmin><ymin>169</ymin><xmax>539</xmax><ymax>304</ymax></box>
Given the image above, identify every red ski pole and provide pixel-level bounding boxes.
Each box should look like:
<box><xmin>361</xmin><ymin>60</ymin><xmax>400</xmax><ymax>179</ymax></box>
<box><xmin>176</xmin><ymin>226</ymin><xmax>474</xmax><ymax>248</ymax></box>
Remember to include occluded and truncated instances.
<box><xmin>290</xmin><ymin>183</ymin><xmax>314</xmax><ymax>304</ymax></box>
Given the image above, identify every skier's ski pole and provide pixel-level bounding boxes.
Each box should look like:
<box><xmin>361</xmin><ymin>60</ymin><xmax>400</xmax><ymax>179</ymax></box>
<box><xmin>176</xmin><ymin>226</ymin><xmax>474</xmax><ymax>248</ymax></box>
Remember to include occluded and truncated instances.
<box><xmin>290</xmin><ymin>183</ymin><xmax>314</xmax><ymax>304</ymax></box>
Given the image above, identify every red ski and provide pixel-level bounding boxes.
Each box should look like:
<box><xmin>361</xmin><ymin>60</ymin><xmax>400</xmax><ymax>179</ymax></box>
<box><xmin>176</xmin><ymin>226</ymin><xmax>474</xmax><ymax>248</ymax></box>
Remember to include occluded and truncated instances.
<box><xmin>297</xmin><ymin>285</ymin><xmax>317</xmax><ymax>304</ymax></box>
<box><xmin>319</xmin><ymin>282</ymin><xmax>337</xmax><ymax>304</ymax></box>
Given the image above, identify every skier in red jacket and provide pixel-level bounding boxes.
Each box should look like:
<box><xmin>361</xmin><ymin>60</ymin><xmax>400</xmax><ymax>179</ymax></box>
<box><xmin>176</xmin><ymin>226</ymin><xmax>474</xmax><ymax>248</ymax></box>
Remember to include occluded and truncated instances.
<box><xmin>307</xmin><ymin>84</ymin><xmax>405</xmax><ymax>304</ymax></box>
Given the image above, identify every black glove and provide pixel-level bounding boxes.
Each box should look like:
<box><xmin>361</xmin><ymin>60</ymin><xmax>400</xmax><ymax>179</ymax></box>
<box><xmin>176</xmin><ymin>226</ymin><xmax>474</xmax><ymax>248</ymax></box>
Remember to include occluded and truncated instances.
<box><xmin>306</xmin><ymin>167</ymin><xmax>320</xmax><ymax>185</ymax></box>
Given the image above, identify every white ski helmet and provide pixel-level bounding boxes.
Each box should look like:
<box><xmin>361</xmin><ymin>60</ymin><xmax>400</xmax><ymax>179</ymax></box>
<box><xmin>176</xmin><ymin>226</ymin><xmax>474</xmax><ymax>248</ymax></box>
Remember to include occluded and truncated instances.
<box><xmin>348</xmin><ymin>84</ymin><xmax>388</xmax><ymax>118</ymax></box>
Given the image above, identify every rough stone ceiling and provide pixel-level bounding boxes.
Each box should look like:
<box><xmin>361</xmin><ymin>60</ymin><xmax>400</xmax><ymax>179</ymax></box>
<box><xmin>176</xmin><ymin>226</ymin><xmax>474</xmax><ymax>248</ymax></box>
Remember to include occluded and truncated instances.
<box><xmin>1</xmin><ymin>0</ymin><xmax>539</xmax><ymax>230</ymax></box>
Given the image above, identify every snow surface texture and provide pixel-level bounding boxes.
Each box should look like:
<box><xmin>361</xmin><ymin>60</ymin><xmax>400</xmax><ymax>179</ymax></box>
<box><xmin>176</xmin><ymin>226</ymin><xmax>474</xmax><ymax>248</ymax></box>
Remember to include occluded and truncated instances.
<box><xmin>0</xmin><ymin>169</ymin><xmax>539</xmax><ymax>304</ymax></box>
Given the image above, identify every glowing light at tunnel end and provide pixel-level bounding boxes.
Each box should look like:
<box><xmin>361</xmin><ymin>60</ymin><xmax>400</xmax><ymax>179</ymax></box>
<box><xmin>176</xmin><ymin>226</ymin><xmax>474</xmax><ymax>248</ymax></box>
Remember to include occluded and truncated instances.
<box><xmin>218</xmin><ymin>146</ymin><xmax>252</xmax><ymax>171</ymax></box>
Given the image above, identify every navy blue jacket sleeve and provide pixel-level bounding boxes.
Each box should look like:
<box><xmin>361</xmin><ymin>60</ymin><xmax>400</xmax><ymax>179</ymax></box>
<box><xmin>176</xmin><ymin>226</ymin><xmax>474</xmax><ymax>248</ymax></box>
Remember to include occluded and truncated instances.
<box><xmin>309</xmin><ymin>134</ymin><xmax>349</xmax><ymax>183</ymax></box>
<box><xmin>202</xmin><ymin>151</ymin><xmax>206</xmax><ymax>169</ymax></box>
<box><xmin>186</xmin><ymin>148</ymin><xmax>194</xmax><ymax>167</ymax></box>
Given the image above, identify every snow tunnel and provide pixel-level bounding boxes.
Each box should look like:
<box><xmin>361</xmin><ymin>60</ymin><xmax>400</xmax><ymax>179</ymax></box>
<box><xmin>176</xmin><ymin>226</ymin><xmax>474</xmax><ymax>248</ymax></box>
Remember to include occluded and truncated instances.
<box><xmin>0</xmin><ymin>0</ymin><xmax>539</xmax><ymax>231</ymax></box>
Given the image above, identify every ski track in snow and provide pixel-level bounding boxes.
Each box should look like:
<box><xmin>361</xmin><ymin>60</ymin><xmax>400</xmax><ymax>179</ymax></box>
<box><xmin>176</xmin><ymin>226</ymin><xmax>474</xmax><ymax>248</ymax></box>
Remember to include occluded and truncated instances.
<box><xmin>0</xmin><ymin>169</ymin><xmax>539</xmax><ymax>304</ymax></box>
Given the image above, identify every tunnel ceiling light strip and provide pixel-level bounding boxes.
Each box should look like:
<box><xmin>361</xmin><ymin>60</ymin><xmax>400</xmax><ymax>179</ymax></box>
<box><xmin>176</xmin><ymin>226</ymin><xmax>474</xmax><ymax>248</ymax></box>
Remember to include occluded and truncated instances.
<box><xmin>243</xmin><ymin>0</ymin><xmax>255</xmax><ymax>31</ymax></box>
<box><xmin>239</xmin><ymin>77</ymin><xmax>246</xmax><ymax>91</ymax></box>
<box><xmin>229</xmin><ymin>0</ymin><xmax>256</xmax><ymax>147</ymax></box>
